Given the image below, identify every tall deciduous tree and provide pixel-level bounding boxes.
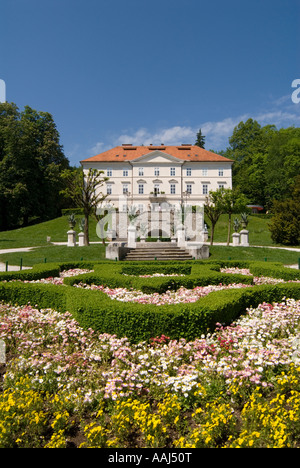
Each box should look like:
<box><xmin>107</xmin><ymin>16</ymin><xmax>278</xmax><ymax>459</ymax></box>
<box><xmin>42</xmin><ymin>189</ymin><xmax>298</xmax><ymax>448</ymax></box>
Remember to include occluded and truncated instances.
<box><xmin>60</xmin><ymin>168</ymin><xmax>109</xmax><ymax>245</ymax></box>
<box><xmin>0</xmin><ymin>103</ymin><xmax>69</xmax><ymax>229</ymax></box>
<box><xmin>204</xmin><ymin>188</ymin><xmax>248</xmax><ymax>245</ymax></box>
<box><xmin>204</xmin><ymin>188</ymin><xmax>225</xmax><ymax>245</ymax></box>
<box><xmin>220</xmin><ymin>188</ymin><xmax>249</xmax><ymax>245</ymax></box>
<box><xmin>222</xmin><ymin>120</ymin><xmax>300</xmax><ymax>210</ymax></box>
<box><xmin>268</xmin><ymin>176</ymin><xmax>300</xmax><ymax>246</ymax></box>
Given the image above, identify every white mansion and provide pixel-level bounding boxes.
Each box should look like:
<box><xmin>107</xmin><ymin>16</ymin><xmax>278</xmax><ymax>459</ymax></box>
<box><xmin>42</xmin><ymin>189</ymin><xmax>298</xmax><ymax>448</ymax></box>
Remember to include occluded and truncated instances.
<box><xmin>81</xmin><ymin>143</ymin><xmax>233</xmax><ymax>213</ymax></box>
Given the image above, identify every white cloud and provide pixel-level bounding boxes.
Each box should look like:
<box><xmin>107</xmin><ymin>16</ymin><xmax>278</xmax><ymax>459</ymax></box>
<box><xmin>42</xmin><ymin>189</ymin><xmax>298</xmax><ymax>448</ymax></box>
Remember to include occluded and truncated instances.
<box><xmin>114</xmin><ymin>126</ymin><xmax>196</xmax><ymax>147</ymax></box>
<box><xmin>90</xmin><ymin>141</ymin><xmax>106</xmax><ymax>155</ymax></box>
<box><xmin>111</xmin><ymin>118</ymin><xmax>248</xmax><ymax>153</ymax></box>
<box><xmin>86</xmin><ymin>94</ymin><xmax>300</xmax><ymax>159</ymax></box>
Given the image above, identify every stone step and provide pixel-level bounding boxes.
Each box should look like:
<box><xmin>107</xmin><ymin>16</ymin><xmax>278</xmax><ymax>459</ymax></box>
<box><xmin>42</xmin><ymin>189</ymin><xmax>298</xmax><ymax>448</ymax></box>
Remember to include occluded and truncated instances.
<box><xmin>125</xmin><ymin>258</ymin><xmax>193</xmax><ymax>261</ymax></box>
<box><xmin>125</xmin><ymin>246</ymin><xmax>193</xmax><ymax>261</ymax></box>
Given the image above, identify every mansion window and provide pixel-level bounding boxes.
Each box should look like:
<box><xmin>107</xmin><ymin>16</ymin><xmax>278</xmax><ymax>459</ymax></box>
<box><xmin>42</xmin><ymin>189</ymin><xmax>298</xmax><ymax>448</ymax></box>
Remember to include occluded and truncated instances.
<box><xmin>170</xmin><ymin>167</ymin><xmax>175</xmax><ymax>176</ymax></box>
<box><xmin>186</xmin><ymin>168</ymin><xmax>192</xmax><ymax>176</ymax></box>
<box><xmin>123</xmin><ymin>184</ymin><xmax>129</xmax><ymax>194</ymax></box>
<box><xmin>138</xmin><ymin>184</ymin><xmax>144</xmax><ymax>195</ymax></box>
<box><xmin>139</xmin><ymin>167</ymin><xmax>144</xmax><ymax>176</ymax></box>
<box><xmin>202</xmin><ymin>184</ymin><xmax>208</xmax><ymax>195</ymax></box>
<box><xmin>154</xmin><ymin>167</ymin><xmax>160</xmax><ymax>176</ymax></box>
<box><xmin>170</xmin><ymin>184</ymin><xmax>176</xmax><ymax>194</ymax></box>
<box><xmin>202</xmin><ymin>168</ymin><xmax>208</xmax><ymax>176</ymax></box>
<box><xmin>107</xmin><ymin>168</ymin><xmax>112</xmax><ymax>177</ymax></box>
<box><xmin>218</xmin><ymin>169</ymin><xmax>224</xmax><ymax>177</ymax></box>
<box><xmin>154</xmin><ymin>184</ymin><xmax>160</xmax><ymax>195</ymax></box>
<box><xmin>123</xmin><ymin>169</ymin><xmax>129</xmax><ymax>177</ymax></box>
<box><xmin>186</xmin><ymin>184</ymin><xmax>192</xmax><ymax>194</ymax></box>
<box><xmin>107</xmin><ymin>184</ymin><xmax>112</xmax><ymax>195</ymax></box>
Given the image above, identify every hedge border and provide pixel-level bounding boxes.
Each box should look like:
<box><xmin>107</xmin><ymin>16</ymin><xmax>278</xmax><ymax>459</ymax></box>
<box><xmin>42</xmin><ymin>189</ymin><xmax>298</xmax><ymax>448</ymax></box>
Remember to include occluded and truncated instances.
<box><xmin>63</xmin><ymin>262</ymin><xmax>255</xmax><ymax>294</ymax></box>
<box><xmin>0</xmin><ymin>260</ymin><xmax>299</xmax><ymax>343</ymax></box>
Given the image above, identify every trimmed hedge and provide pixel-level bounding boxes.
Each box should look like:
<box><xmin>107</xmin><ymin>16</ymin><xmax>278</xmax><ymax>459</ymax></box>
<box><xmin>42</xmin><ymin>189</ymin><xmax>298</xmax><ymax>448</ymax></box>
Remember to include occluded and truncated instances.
<box><xmin>63</xmin><ymin>262</ymin><xmax>255</xmax><ymax>294</ymax></box>
<box><xmin>0</xmin><ymin>260</ymin><xmax>299</xmax><ymax>343</ymax></box>
<box><xmin>0</xmin><ymin>282</ymin><xmax>67</xmax><ymax>312</ymax></box>
<box><xmin>0</xmin><ymin>263</ymin><xmax>61</xmax><ymax>282</ymax></box>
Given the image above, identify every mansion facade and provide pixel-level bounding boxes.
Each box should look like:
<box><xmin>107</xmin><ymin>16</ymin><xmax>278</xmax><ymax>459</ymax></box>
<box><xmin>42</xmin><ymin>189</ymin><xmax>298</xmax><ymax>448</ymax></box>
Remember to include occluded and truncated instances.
<box><xmin>81</xmin><ymin>144</ymin><xmax>233</xmax><ymax>213</ymax></box>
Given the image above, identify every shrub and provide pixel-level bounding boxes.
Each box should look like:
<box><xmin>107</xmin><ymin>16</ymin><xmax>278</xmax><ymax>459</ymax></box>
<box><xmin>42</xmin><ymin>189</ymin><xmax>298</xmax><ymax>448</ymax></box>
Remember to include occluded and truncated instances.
<box><xmin>0</xmin><ymin>282</ymin><xmax>67</xmax><ymax>311</ymax></box>
<box><xmin>0</xmin><ymin>263</ymin><xmax>61</xmax><ymax>282</ymax></box>
<box><xmin>63</xmin><ymin>261</ymin><xmax>254</xmax><ymax>293</ymax></box>
<box><xmin>269</xmin><ymin>199</ymin><xmax>300</xmax><ymax>246</ymax></box>
<box><xmin>0</xmin><ymin>260</ymin><xmax>299</xmax><ymax>343</ymax></box>
<box><xmin>249</xmin><ymin>262</ymin><xmax>300</xmax><ymax>281</ymax></box>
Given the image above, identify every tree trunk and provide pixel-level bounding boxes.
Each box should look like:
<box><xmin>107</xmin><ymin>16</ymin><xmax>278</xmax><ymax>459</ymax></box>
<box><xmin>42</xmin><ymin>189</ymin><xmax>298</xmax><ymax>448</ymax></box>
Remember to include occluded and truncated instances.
<box><xmin>84</xmin><ymin>215</ymin><xmax>89</xmax><ymax>246</ymax></box>
<box><xmin>210</xmin><ymin>224</ymin><xmax>215</xmax><ymax>245</ymax></box>
<box><xmin>227</xmin><ymin>213</ymin><xmax>232</xmax><ymax>246</ymax></box>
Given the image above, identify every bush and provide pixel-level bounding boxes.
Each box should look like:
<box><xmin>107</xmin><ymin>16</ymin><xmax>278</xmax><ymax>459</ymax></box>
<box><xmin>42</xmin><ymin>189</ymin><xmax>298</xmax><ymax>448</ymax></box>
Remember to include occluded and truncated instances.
<box><xmin>65</xmin><ymin>282</ymin><xmax>300</xmax><ymax>342</ymax></box>
<box><xmin>0</xmin><ymin>263</ymin><xmax>61</xmax><ymax>282</ymax></box>
<box><xmin>0</xmin><ymin>260</ymin><xmax>299</xmax><ymax>343</ymax></box>
<box><xmin>268</xmin><ymin>199</ymin><xmax>300</xmax><ymax>246</ymax></box>
<box><xmin>0</xmin><ymin>282</ymin><xmax>67</xmax><ymax>311</ymax></box>
<box><xmin>63</xmin><ymin>261</ymin><xmax>255</xmax><ymax>294</ymax></box>
<box><xmin>248</xmin><ymin>261</ymin><xmax>300</xmax><ymax>281</ymax></box>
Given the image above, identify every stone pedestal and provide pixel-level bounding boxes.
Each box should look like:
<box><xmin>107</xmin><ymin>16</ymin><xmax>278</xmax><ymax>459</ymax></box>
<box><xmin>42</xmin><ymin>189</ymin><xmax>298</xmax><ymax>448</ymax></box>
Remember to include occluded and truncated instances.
<box><xmin>78</xmin><ymin>232</ymin><xmax>85</xmax><ymax>247</ymax></box>
<box><xmin>67</xmin><ymin>230</ymin><xmax>76</xmax><ymax>247</ymax></box>
<box><xmin>203</xmin><ymin>227</ymin><xmax>209</xmax><ymax>243</ymax></box>
<box><xmin>240</xmin><ymin>229</ymin><xmax>249</xmax><ymax>247</ymax></box>
<box><xmin>106</xmin><ymin>229</ymin><xmax>114</xmax><ymax>242</ymax></box>
<box><xmin>232</xmin><ymin>232</ymin><xmax>240</xmax><ymax>246</ymax></box>
<box><xmin>128</xmin><ymin>224</ymin><xmax>137</xmax><ymax>248</ymax></box>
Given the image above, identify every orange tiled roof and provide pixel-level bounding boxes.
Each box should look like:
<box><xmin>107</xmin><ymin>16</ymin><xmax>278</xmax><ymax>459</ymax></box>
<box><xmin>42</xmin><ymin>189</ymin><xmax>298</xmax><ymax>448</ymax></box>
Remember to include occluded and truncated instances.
<box><xmin>80</xmin><ymin>144</ymin><xmax>233</xmax><ymax>163</ymax></box>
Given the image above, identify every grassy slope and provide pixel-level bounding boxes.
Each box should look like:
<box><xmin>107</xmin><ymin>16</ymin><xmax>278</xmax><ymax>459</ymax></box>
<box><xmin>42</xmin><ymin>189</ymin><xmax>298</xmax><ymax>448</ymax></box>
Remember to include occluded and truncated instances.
<box><xmin>0</xmin><ymin>214</ymin><xmax>298</xmax><ymax>267</ymax></box>
<box><xmin>0</xmin><ymin>217</ymin><xmax>100</xmax><ymax>249</ymax></box>
<box><xmin>208</xmin><ymin>214</ymin><xmax>273</xmax><ymax>245</ymax></box>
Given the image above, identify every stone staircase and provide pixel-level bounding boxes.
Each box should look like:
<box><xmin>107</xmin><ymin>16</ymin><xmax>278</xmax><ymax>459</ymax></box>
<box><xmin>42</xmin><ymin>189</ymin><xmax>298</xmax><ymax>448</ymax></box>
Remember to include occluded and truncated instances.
<box><xmin>124</xmin><ymin>243</ymin><xmax>193</xmax><ymax>261</ymax></box>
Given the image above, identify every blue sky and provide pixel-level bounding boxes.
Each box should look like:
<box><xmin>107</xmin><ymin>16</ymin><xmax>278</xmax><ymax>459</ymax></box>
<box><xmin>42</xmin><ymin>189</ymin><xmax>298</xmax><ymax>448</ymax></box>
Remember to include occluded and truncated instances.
<box><xmin>1</xmin><ymin>0</ymin><xmax>299</xmax><ymax>166</ymax></box>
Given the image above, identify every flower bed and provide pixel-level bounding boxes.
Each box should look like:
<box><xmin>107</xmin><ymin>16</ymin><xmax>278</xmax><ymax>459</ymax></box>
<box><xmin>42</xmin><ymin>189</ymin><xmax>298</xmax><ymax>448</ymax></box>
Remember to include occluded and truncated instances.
<box><xmin>1</xmin><ymin>261</ymin><xmax>300</xmax><ymax>447</ymax></box>
<box><xmin>14</xmin><ymin>266</ymin><xmax>299</xmax><ymax>306</ymax></box>
<box><xmin>1</xmin><ymin>298</ymin><xmax>300</xmax><ymax>447</ymax></box>
<box><xmin>0</xmin><ymin>262</ymin><xmax>299</xmax><ymax>342</ymax></box>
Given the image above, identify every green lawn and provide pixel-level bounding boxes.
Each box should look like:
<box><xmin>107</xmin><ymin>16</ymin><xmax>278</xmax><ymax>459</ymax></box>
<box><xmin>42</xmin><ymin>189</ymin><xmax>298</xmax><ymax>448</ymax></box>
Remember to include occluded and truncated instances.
<box><xmin>0</xmin><ymin>214</ymin><xmax>276</xmax><ymax>249</ymax></box>
<box><xmin>0</xmin><ymin>244</ymin><xmax>107</xmax><ymax>267</ymax></box>
<box><xmin>209</xmin><ymin>245</ymin><xmax>299</xmax><ymax>264</ymax></box>
<box><xmin>0</xmin><ymin>214</ymin><xmax>299</xmax><ymax>267</ymax></box>
<box><xmin>207</xmin><ymin>213</ymin><xmax>273</xmax><ymax>245</ymax></box>
<box><xmin>0</xmin><ymin>216</ymin><xmax>100</xmax><ymax>249</ymax></box>
<box><xmin>0</xmin><ymin>244</ymin><xmax>299</xmax><ymax>268</ymax></box>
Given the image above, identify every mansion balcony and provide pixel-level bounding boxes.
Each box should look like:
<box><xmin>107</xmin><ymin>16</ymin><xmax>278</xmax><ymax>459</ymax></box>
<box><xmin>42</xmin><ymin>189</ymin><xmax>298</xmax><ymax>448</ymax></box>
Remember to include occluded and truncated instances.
<box><xmin>149</xmin><ymin>192</ymin><xmax>167</xmax><ymax>203</ymax></box>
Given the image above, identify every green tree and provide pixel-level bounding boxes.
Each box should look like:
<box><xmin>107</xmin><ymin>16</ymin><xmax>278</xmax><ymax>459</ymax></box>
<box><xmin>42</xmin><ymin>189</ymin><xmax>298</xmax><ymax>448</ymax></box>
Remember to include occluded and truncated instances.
<box><xmin>204</xmin><ymin>188</ymin><xmax>225</xmax><ymax>245</ymax></box>
<box><xmin>195</xmin><ymin>129</ymin><xmax>205</xmax><ymax>148</ymax></box>
<box><xmin>264</xmin><ymin>127</ymin><xmax>300</xmax><ymax>207</ymax></box>
<box><xmin>268</xmin><ymin>176</ymin><xmax>300</xmax><ymax>246</ymax></box>
<box><xmin>0</xmin><ymin>103</ymin><xmax>69</xmax><ymax>229</ymax></box>
<box><xmin>220</xmin><ymin>188</ymin><xmax>249</xmax><ymax>245</ymax></box>
<box><xmin>60</xmin><ymin>168</ymin><xmax>109</xmax><ymax>245</ymax></box>
<box><xmin>222</xmin><ymin>120</ymin><xmax>300</xmax><ymax>210</ymax></box>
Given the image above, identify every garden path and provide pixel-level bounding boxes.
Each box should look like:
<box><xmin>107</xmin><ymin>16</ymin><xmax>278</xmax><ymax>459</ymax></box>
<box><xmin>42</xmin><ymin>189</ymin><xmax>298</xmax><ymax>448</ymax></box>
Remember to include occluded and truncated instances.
<box><xmin>0</xmin><ymin>247</ymin><xmax>35</xmax><ymax>271</ymax></box>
